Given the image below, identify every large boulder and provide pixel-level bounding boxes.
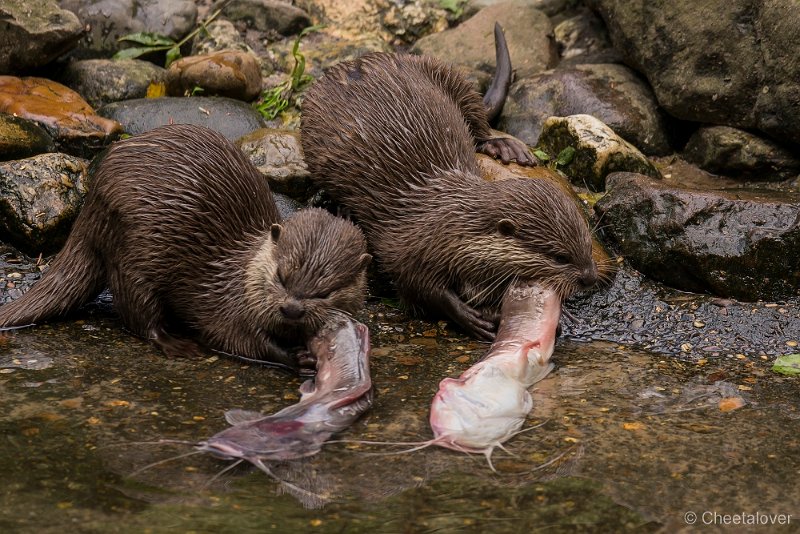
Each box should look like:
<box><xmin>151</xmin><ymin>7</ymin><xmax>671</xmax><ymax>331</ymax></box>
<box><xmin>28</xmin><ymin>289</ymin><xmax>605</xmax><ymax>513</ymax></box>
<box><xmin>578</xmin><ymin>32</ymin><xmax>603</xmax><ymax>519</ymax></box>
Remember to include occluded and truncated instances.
<box><xmin>594</xmin><ymin>172</ymin><xmax>800</xmax><ymax>301</ymax></box>
<box><xmin>412</xmin><ymin>0</ymin><xmax>557</xmax><ymax>88</ymax></box>
<box><xmin>0</xmin><ymin>153</ymin><xmax>88</xmax><ymax>255</ymax></box>
<box><xmin>0</xmin><ymin>0</ymin><xmax>83</xmax><ymax>74</ymax></box>
<box><xmin>499</xmin><ymin>63</ymin><xmax>671</xmax><ymax>155</ymax></box>
<box><xmin>589</xmin><ymin>0</ymin><xmax>800</xmax><ymax>145</ymax></box>
<box><xmin>59</xmin><ymin>0</ymin><xmax>197</xmax><ymax>56</ymax></box>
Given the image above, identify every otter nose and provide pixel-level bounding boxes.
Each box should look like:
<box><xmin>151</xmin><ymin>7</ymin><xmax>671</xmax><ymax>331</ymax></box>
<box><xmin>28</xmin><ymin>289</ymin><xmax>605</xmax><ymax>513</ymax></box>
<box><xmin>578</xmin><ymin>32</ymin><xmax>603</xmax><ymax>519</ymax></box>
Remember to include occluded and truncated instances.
<box><xmin>578</xmin><ymin>265</ymin><xmax>599</xmax><ymax>288</ymax></box>
<box><xmin>280</xmin><ymin>300</ymin><xmax>306</xmax><ymax>320</ymax></box>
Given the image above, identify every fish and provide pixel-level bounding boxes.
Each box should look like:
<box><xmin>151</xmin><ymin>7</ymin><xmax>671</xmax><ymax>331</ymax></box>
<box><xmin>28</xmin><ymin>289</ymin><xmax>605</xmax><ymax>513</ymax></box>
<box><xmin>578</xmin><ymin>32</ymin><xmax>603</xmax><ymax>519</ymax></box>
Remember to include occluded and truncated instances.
<box><xmin>198</xmin><ymin>313</ymin><xmax>373</xmax><ymax>471</ymax></box>
<box><xmin>428</xmin><ymin>281</ymin><xmax>561</xmax><ymax>466</ymax></box>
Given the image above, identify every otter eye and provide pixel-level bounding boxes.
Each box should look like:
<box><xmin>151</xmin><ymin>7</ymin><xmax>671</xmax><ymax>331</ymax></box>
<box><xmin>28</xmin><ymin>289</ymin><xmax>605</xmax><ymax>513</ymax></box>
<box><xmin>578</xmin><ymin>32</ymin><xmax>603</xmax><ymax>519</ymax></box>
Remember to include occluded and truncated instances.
<box><xmin>277</xmin><ymin>271</ymin><xmax>287</xmax><ymax>286</ymax></box>
<box><xmin>554</xmin><ymin>253</ymin><xmax>571</xmax><ymax>265</ymax></box>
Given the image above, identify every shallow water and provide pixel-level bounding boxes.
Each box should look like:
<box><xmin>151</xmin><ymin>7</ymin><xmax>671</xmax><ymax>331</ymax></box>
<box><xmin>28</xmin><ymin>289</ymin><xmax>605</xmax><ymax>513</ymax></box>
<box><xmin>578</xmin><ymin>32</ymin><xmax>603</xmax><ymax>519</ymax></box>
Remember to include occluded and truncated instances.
<box><xmin>1</xmin><ymin>302</ymin><xmax>798</xmax><ymax>533</ymax></box>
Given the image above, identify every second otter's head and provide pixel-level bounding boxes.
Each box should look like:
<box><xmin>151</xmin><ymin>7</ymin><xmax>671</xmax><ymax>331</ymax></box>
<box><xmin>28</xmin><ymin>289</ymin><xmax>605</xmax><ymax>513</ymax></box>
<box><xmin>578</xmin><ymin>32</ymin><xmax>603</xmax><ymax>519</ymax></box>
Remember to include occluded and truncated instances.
<box><xmin>493</xmin><ymin>178</ymin><xmax>598</xmax><ymax>298</ymax></box>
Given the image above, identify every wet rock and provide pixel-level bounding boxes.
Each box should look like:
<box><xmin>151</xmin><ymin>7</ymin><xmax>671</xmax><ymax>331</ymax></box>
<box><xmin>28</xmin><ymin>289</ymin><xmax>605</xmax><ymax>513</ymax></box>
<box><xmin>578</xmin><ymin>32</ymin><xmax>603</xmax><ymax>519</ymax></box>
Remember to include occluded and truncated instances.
<box><xmin>594</xmin><ymin>172</ymin><xmax>800</xmax><ymax>301</ymax></box>
<box><xmin>166</xmin><ymin>50</ymin><xmax>262</xmax><ymax>101</ymax></box>
<box><xmin>216</xmin><ymin>0</ymin><xmax>311</xmax><ymax>35</ymax></box>
<box><xmin>499</xmin><ymin>64</ymin><xmax>671</xmax><ymax>156</ymax></box>
<box><xmin>269</xmin><ymin>33</ymin><xmax>389</xmax><ymax>81</ymax></box>
<box><xmin>60</xmin><ymin>0</ymin><xmax>197</xmax><ymax>56</ymax></box>
<box><xmin>538</xmin><ymin>115</ymin><xmax>660</xmax><ymax>191</ymax></box>
<box><xmin>379</xmin><ymin>0</ymin><xmax>449</xmax><ymax>44</ymax></box>
<box><xmin>273</xmin><ymin>192</ymin><xmax>303</xmax><ymax>220</ymax></box>
<box><xmin>0</xmin><ymin>114</ymin><xmax>55</xmax><ymax>161</ymax></box>
<box><xmin>191</xmin><ymin>20</ymin><xmax>254</xmax><ymax>56</ymax></box>
<box><xmin>60</xmin><ymin>59</ymin><xmax>167</xmax><ymax>109</ymax></box>
<box><xmin>589</xmin><ymin>0</ymin><xmax>800</xmax><ymax>145</ymax></box>
<box><xmin>412</xmin><ymin>0</ymin><xmax>557</xmax><ymax>89</ymax></box>
<box><xmin>476</xmin><ymin>154</ymin><xmax>617</xmax><ymax>284</ymax></box>
<box><xmin>0</xmin><ymin>0</ymin><xmax>83</xmax><ymax>75</ymax></box>
<box><xmin>553</xmin><ymin>8</ymin><xmax>616</xmax><ymax>62</ymax></box>
<box><xmin>683</xmin><ymin>126</ymin><xmax>800</xmax><ymax>182</ymax></box>
<box><xmin>0</xmin><ymin>153</ymin><xmax>88</xmax><ymax>255</ymax></box>
<box><xmin>237</xmin><ymin>128</ymin><xmax>311</xmax><ymax>200</ymax></box>
<box><xmin>464</xmin><ymin>0</ymin><xmax>571</xmax><ymax>17</ymax></box>
<box><xmin>0</xmin><ymin>76</ymin><xmax>122</xmax><ymax>157</ymax></box>
<box><xmin>565</xmin><ymin>264</ymin><xmax>800</xmax><ymax>359</ymax></box>
<box><xmin>97</xmin><ymin>96</ymin><xmax>267</xmax><ymax>139</ymax></box>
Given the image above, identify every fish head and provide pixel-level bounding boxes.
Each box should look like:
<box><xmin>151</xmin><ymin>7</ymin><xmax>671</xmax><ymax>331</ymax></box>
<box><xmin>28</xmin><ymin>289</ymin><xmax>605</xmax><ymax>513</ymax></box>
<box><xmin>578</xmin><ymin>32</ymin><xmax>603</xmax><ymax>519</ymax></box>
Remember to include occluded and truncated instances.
<box><xmin>430</xmin><ymin>370</ymin><xmax>533</xmax><ymax>450</ymax></box>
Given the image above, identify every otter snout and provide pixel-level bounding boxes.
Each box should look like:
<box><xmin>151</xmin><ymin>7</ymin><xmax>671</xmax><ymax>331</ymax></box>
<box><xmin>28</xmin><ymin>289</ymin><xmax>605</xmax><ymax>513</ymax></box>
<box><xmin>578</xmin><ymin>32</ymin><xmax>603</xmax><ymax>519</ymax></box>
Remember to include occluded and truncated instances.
<box><xmin>578</xmin><ymin>264</ymin><xmax>599</xmax><ymax>289</ymax></box>
<box><xmin>280</xmin><ymin>299</ymin><xmax>306</xmax><ymax>321</ymax></box>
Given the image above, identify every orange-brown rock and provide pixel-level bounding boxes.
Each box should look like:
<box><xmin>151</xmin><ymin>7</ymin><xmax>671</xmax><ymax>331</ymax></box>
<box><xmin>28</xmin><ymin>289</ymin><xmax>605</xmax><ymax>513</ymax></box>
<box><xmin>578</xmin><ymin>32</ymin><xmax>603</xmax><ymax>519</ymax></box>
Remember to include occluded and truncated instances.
<box><xmin>0</xmin><ymin>76</ymin><xmax>122</xmax><ymax>153</ymax></box>
<box><xmin>166</xmin><ymin>50</ymin><xmax>262</xmax><ymax>101</ymax></box>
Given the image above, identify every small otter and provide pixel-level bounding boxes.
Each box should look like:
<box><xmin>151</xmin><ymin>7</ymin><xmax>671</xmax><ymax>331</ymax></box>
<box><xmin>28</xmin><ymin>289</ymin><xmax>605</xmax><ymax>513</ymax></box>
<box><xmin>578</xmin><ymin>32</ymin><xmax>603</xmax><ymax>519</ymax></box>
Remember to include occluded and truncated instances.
<box><xmin>0</xmin><ymin>124</ymin><xmax>371</xmax><ymax>370</ymax></box>
<box><xmin>301</xmin><ymin>28</ymin><xmax>597</xmax><ymax>340</ymax></box>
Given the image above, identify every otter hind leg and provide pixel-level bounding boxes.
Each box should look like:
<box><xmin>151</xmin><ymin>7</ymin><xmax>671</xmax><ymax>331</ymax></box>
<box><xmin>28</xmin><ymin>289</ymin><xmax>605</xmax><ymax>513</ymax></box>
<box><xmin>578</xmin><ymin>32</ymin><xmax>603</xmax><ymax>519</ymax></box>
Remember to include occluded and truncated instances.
<box><xmin>148</xmin><ymin>325</ymin><xmax>205</xmax><ymax>358</ymax></box>
<box><xmin>106</xmin><ymin>269</ymin><xmax>203</xmax><ymax>358</ymax></box>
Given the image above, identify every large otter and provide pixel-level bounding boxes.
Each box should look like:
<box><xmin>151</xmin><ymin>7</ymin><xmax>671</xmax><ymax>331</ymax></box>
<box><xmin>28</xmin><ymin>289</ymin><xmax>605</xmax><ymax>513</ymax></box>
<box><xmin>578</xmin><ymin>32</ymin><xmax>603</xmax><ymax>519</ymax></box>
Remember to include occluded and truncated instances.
<box><xmin>0</xmin><ymin>124</ymin><xmax>371</xmax><ymax>371</ymax></box>
<box><xmin>301</xmin><ymin>28</ymin><xmax>597</xmax><ymax>340</ymax></box>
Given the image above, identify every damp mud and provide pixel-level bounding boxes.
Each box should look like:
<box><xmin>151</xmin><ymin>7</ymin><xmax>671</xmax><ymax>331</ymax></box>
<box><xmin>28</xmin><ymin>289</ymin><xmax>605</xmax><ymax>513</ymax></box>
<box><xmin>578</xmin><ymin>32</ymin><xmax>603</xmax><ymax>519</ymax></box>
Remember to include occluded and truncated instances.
<box><xmin>1</xmin><ymin>303</ymin><xmax>798</xmax><ymax>532</ymax></box>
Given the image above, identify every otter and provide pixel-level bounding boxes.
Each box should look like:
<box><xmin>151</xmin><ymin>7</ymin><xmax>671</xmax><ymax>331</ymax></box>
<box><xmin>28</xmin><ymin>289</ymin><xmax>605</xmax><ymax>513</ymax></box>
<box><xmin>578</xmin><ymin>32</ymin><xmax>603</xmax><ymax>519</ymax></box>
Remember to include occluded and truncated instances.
<box><xmin>0</xmin><ymin>124</ymin><xmax>371</xmax><ymax>371</ymax></box>
<box><xmin>301</xmin><ymin>27</ymin><xmax>597</xmax><ymax>340</ymax></box>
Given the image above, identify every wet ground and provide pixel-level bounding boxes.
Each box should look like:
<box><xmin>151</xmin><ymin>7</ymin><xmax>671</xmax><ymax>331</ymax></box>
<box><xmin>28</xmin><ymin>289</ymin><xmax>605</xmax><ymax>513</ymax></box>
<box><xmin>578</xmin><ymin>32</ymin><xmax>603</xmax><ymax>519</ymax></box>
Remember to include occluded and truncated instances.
<box><xmin>2</xmin><ymin>247</ymin><xmax>799</xmax><ymax>533</ymax></box>
<box><xmin>0</xmin><ymin>300</ymin><xmax>798</xmax><ymax>533</ymax></box>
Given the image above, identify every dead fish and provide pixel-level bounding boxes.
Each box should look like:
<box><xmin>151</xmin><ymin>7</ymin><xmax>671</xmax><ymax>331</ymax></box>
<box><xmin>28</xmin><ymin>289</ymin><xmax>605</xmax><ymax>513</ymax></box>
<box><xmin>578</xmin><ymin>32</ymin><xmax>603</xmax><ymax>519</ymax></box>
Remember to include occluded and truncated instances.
<box><xmin>428</xmin><ymin>281</ymin><xmax>561</xmax><ymax>467</ymax></box>
<box><xmin>336</xmin><ymin>281</ymin><xmax>561</xmax><ymax>470</ymax></box>
<box><xmin>198</xmin><ymin>313</ymin><xmax>373</xmax><ymax>471</ymax></box>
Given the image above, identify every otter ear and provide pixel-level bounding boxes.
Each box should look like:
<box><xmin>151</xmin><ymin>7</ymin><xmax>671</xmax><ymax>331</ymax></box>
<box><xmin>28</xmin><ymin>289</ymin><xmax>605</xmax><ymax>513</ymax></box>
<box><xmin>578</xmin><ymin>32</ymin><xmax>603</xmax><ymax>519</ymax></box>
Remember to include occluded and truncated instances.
<box><xmin>270</xmin><ymin>224</ymin><xmax>282</xmax><ymax>241</ymax></box>
<box><xmin>496</xmin><ymin>218</ymin><xmax>517</xmax><ymax>237</ymax></box>
<box><xmin>358</xmin><ymin>253</ymin><xmax>372</xmax><ymax>271</ymax></box>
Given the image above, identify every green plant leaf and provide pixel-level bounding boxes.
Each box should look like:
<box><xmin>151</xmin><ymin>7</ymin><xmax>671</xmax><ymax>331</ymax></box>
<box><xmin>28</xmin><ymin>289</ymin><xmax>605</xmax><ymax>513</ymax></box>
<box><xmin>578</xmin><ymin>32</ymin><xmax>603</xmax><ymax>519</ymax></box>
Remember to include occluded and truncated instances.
<box><xmin>117</xmin><ymin>32</ymin><xmax>176</xmax><ymax>47</ymax></box>
<box><xmin>532</xmin><ymin>149</ymin><xmax>550</xmax><ymax>162</ymax></box>
<box><xmin>772</xmin><ymin>354</ymin><xmax>800</xmax><ymax>376</ymax></box>
<box><xmin>556</xmin><ymin>146</ymin><xmax>576</xmax><ymax>166</ymax></box>
<box><xmin>112</xmin><ymin>45</ymin><xmax>171</xmax><ymax>61</ymax></box>
<box><xmin>165</xmin><ymin>46</ymin><xmax>182</xmax><ymax>68</ymax></box>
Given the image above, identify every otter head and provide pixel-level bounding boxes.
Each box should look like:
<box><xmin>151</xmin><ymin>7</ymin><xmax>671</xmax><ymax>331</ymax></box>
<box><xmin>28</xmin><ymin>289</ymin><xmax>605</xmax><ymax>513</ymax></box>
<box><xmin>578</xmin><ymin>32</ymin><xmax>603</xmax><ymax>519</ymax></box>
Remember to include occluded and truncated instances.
<box><xmin>484</xmin><ymin>178</ymin><xmax>598</xmax><ymax>300</ymax></box>
<box><xmin>261</xmin><ymin>208</ymin><xmax>371</xmax><ymax>337</ymax></box>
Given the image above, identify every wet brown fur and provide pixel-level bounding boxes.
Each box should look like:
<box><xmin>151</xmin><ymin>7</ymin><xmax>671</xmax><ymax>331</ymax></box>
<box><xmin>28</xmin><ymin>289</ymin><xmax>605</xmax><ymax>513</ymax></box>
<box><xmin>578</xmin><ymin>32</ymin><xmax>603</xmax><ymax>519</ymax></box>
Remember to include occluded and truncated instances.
<box><xmin>301</xmin><ymin>53</ymin><xmax>596</xmax><ymax>339</ymax></box>
<box><xmin>0</xmin><ymin>124</ymin><xmax>371</xmax><ymax>367</ymax></box>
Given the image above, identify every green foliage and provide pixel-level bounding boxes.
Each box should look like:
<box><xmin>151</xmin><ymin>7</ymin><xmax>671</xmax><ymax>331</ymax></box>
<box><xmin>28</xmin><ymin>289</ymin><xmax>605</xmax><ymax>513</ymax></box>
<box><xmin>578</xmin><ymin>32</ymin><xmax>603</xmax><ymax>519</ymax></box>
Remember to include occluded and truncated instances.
<box><xmin>556</xmin><ymin>146</ymin><xmax>576</xmax><ymax>167</ymax></box>
<box><xmin>438</xmin><ymin>0</ymin><xmax>467</xmax><ymax>17</ymax></box>
<box><xmin>254</xmin><ymin>25</ymin><xmax>323</xmax><ymax>121</ymax></box>
<box><xmin>532</xmin><ymin>146</ymin><xmax>577</xmax><ymax>170</ymax></box>
<box><xmin>532</xmin><ymin>149</ymin><xmax>550</xmax><ymax>162</ymax></box>
<box><xmin>113</xmin><ymin>4</ymin><xmax>226</xmax><ymax>67</ymax></box>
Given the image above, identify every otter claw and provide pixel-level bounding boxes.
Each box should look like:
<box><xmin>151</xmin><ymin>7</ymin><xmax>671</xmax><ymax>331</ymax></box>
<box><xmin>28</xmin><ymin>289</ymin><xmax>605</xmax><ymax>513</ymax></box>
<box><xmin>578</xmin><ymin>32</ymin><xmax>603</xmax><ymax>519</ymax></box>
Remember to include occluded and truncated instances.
<box><xmin>436</xmin><ymin>289</ymin><xmax>497</xmax><ymax>341</ymax></box>
<box><xmin>478</xmin><ymin>138</ymin><xmax>538</xmax><ymax>167</ymax></box>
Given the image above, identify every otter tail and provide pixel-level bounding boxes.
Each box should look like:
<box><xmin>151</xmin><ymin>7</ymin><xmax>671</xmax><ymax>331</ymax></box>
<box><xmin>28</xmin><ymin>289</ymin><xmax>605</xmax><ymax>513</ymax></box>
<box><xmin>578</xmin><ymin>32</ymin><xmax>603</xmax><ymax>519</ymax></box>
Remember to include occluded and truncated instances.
<box><xmin>483</xmin><ymin>22</ymin><xmax>513</xmax><ymax>124</ymax></box>
<box><xmin>0</xmin><ymin>232</ymin><xmax>105</xmax><ymax>327</ymax></box>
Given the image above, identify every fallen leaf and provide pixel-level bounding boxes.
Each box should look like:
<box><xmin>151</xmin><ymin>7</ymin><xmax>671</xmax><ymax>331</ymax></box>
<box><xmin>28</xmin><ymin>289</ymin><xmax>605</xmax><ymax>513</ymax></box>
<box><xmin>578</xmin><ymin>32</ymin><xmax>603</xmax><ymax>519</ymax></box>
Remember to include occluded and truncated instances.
<box><xmin>772</xmin><ymin>354</ymin><xmax>800</xmax><ymax>376</ymax></box>
<box><xmin>623</xmin><ymin>422</ymin><xmax>645</xmax><ymax>431</ymax></box>
<box><xmin>718</xmin><ymin>397</ymin><xmax>746</xmax><ymax>412</ymax></box>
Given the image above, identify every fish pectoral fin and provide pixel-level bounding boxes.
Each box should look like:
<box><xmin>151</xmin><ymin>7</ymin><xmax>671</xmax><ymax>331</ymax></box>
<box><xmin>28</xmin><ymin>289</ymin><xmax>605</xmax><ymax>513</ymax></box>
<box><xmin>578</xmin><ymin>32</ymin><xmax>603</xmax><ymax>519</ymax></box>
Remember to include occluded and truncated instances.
<box><xmin>224</xmin><ymin>409</ymin><xmax>265</xmax><ymax>425</ymax></box>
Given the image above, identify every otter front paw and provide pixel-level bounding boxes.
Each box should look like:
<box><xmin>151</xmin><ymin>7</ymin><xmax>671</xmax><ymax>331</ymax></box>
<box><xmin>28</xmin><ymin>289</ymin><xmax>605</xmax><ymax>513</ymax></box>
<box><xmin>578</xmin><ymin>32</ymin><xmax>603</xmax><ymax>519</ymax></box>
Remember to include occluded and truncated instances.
<box><xmin>478</xmin><ymin>138</ymin><xmax>538</xmax><ymax>166</ymax></box>
<box><xmin>295</xmin><ymin>348</ymin><xmax>318</xmax><ymax>378</ymax></box>
<box><xmin>436</xmin><ymin>290</ymin><xmax>497</xmax><ymax>341</ymax></box>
